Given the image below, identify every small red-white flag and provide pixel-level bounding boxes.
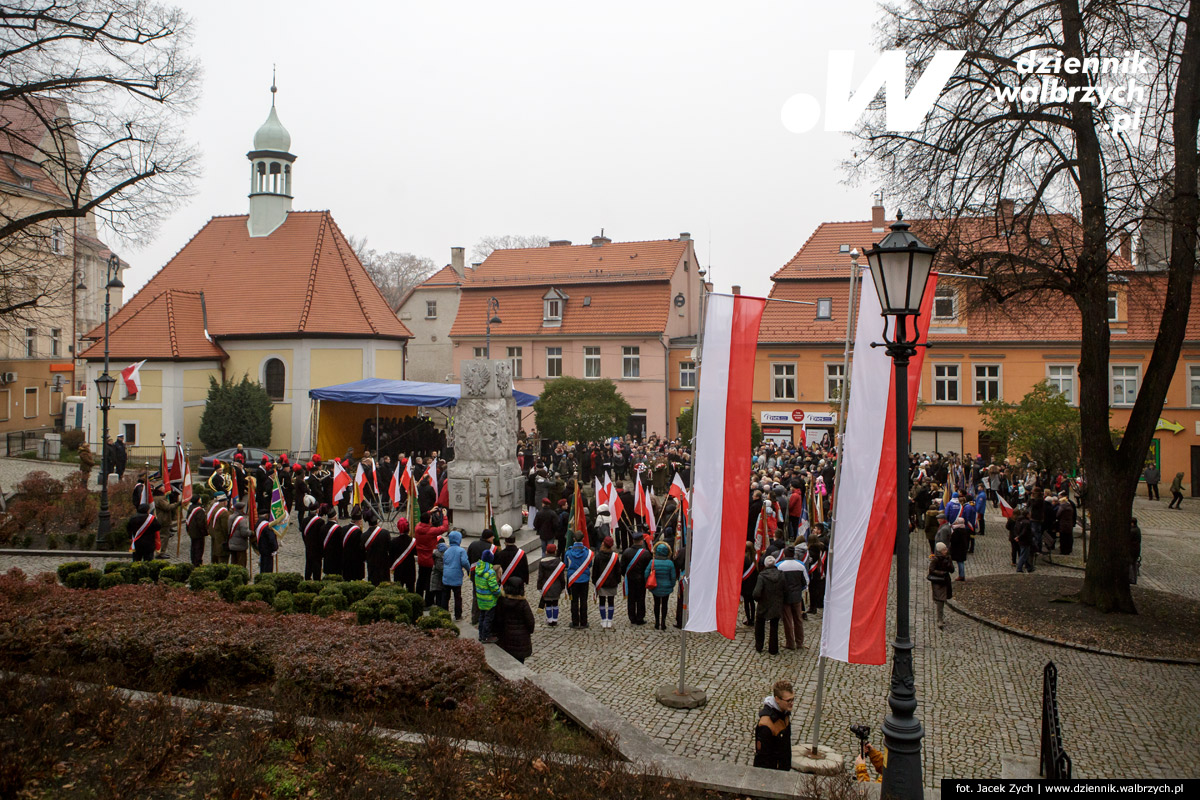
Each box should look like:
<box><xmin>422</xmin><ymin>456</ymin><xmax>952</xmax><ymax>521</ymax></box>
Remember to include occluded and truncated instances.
<box><xmin>120</xmin><ymin>360</ymin><xmax>146</xmax><ymax>396</ymax></box>
<box><xmin>669</xmin><ymin>473</ymin><xmax>689</xmax><ymax>516</ymax></box>
<box><xmin>176</xmin><ymin>442</ymin><xmax>192</xmax><ymax>503</ymax></box>
<box><xmin>354</xmin><ymin>463</ymin><xmax>367</xmax><ymax>499</ymax></box>
<box><xmin>400</xmin><ymin>458</ymin><xmax>414</xmax><ymax>493</ymax></box>
<box><xmin>998</xmin><ymin>493</ymin><xmax>1014</xmax><ymax>519</ymax></box>
<box><xmin>604</xmin><ymin>471</ymin><xmax>623</xmax><ymax>523</ymax></box>
<box><xmin>428</xmin><ymin>459</ymin><xmax>439</xmax><ymax>496</ymax></box>
<box><xmin>332</xmin><ymin>460</ymin><xmax>351</xmax><ymax>501</ymax></box>
<box><xmin>389</xmin><ymin>468</ymin><xmax>402</xmax><ymax>505</ymax></box>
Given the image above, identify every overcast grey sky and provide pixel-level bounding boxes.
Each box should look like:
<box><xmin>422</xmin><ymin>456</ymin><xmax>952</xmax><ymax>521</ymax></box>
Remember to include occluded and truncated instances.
<box><xmin>128</xmin><ymin>0</ymin><xmax>887</xmax><ymax>299</ymax></box>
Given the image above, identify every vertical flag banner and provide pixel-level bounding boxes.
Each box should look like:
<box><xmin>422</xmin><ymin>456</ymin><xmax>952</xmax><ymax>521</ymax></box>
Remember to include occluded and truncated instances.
<box><xmin>685</xmin><ymin>293</ymin><xmax>767</xmax><ymax>640</ymax></box>
<box><xmin>332</xmin><ymin>460</ymin><xmax>351</xmax><ymax>501</ymax></box>
<box><xmin>176</xmin><ymin>443</ymin><xmax>192</xmax><ymax>503</ymax></box>
<box><xmin>121</xmin><ymin>359</ymin><xmax>146</xmax><ymax>396</ymax></box>
<box><xmin>820</xmin><ymin>273</ymin><xmax>937</xmax><ymax>665</ymax></box>
<box><xmin>270</xmin><ymin>473</ymin><xmax>288</xmax><ymax>536</ymax></box>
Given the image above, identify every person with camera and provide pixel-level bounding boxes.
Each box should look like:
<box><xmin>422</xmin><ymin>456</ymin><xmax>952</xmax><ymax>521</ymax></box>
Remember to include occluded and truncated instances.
<box><xmin>753</xmin><ymin>680</ymin><xmax>794</xmax><ymax>770</ymax></box>
<box><xmin>414</xmin><ymin>507</ymin><xmax>449</xmax><ymax>605</ymax></box>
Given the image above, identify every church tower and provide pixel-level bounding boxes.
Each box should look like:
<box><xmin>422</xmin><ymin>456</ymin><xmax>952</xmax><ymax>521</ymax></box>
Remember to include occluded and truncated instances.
<box><xmin>246</xmin><ymin>80</ymin><xmax>295</xmax><ymax>237</ymax></box>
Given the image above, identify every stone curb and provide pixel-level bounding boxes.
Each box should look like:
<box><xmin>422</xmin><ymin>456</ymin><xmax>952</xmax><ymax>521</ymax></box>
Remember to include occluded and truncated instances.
<box><xmin>0</xmin><ymin>549</ymin><xmax>131</xmax><ymax>559</ymax></box>
<box><xmin>946</xmin><ymin>599</ymin><xmax>1200</xmax><ymax>666</ymax></box>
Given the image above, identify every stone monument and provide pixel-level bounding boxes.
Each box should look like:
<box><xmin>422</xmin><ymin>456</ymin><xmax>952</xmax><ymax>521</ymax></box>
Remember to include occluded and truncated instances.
<box><xmin>446</xmin><ymin>359</ymin><xmax>524</xmax><ymax>535</ymax></box>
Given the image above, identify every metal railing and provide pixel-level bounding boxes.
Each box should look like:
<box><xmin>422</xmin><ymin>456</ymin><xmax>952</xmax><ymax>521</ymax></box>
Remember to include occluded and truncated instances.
<box><xmin>1040</xmin><ymin>661</ymin><xmax>1072</xmax><ymax>780</ymax></box>
<box><xmin>3</xmin><ymin>427</ymin><xmax>58</xmax><ymax>457</ymax></box>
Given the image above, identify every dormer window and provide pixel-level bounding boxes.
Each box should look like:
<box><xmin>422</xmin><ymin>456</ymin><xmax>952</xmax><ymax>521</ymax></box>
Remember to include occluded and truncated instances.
<box><xmin>543</xmin><ymin>288</ymin><xmax>568</xmax><ymax>327</ymax></box>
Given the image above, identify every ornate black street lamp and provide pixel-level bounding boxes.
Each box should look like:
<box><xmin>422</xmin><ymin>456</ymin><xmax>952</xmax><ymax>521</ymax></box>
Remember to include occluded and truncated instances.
<box><xmin>485</xmin><ymin>297</ymin><xmax>501</xmax><ymax>358</ymax></box>
<box><xmin>863</xmin><ymin>212</ymin><xmax>936</xmax><ymax>800</ymax></box>
<box><xmin>95</xmin><ymin>253</ymin><xmax>124</xmax><ymax>548</ymax></box>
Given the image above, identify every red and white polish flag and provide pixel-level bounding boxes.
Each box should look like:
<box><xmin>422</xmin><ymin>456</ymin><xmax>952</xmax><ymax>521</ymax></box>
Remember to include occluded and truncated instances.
<box><xmin>997</xmin><ymin>493</ymin><xmax>1014</xmax><ymax>519</ymax></box>
<box><xmin>332</xmin><ymin>460</ymin><xmax>352</xmax><ymax>502</ymax></box>
<box><xmin>820</xmin><ymin>273</ymin><xmax>937</xmax><ymax>665</ymax></box>
<box><xmin>685</xmin><ymin>293</ymin><xmax>766</xmax><ymax>640</ymax></box>
<box><xmin>121</xmin><ymin>360</ymin><xmax>146</xmax><ymax>396</ymax></box>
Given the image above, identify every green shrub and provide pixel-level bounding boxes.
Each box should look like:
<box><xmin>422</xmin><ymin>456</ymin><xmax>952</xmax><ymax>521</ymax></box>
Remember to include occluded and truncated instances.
<box><xmin>271</xmin><ymin>572</ymin><xmax>303</xmax><ymax>593</ymax></box>
<box><xmin>61</xmin><ymin>429</ymin><xmax>85</xmax><ymax>452</ymax></box>
<box><xmin>417</xmin><ymin>614</ymin><xmax>458</xmax><ymax>635</ymax></box>
<box><xmin>56</xmin><ymin>562</ymin><xmax>91</xmax><ymax>582</ymax></box>
<box><xmin>213</xmin><ymin>579</ymin><xmax>238</xmax><ymax>603</ymax></box>
<box><xmin>322</xmin><ymin>573</ymin><xmax>342</xmax><ymax>582</ymax></box>
<box><xmin>272</xmin><ymin>590</ymin><xmax>295</xmax><ymax>614</ymax></box>
<box><xmin>335</xmin><ymin>581</ymin><xmax>374</xmax><ymax>604</ymax></box>
<box><xmin>199</xmin><ymin>563</ymin><xmax>231</xmax><ymax>582</ymax></box>
<box><xmin>145</xmin><ymin>559</ymin><xmax>172</xmax><ymax>581</ymax></box>
<box><xmin>227</xmin><ymin>565</ymin><xmax>249</xmax><ymax>586</ymax></box>
<box><xmin>297</xmin><ymin>580</ymin><xmax>323</xmax><ymax>594</ymax></box>
<box><xmin>159</xmin><ymin>578</ymin><xmax>182</xmax><ymax>588</ymax></box>
<box><xmin>159</xmin><ymin>563</ymin><xmax>193</xmax><ymax>584</ymax></box>
<box><xmin>99</xmin><ymin>572</ymin><xmax>127</xmax><ymax>590</ymax></box>
<box><xmin>103</xmin><ymin>561</ymin><xmax>127</xmax><ymax>574</ymax></box>
<box><xmin>318</xmin><ymin>584</ymin><xmax>345</xmax><ymax>599</ymax></box>
<box><xmin>352</xmin><ymin>600</ymin><xmax>379</xmax><ymax>625</ymax></box>
<box><xmin>378</xmin><ymin>603</ymin><xmax>401</xmax><ymax>623</ymax></box>
<box><xmin>311</xmin><ymin>593</ymin><xmax>348</xmax><ymax>617</ymax></box>
<box><xmin>46</xmin><ymin>535</ymin><xmax>59</xmax><ymax>550</ymax></box>
<box><xmin>129</xmin><ymin>561</ymin><xmax>154</xmax><ymax>583</ymax></box>
<box><xmin>235</xmin><ymin>582</ymin><xmax>275</xmax><ymax>604</ymax></box>
<box><xmin>293</xmin><ymin>592</ymin><xmax>316</xmax><ymax>614</ymax></box>
<box><xmin>404</xmin><ymin>592</ymin><xmax>424</xmax><ymax>619</ymax></box>
<box><xmin>64</xmin><ymin>568</ymin><xmax>102</xmax><ymax>590</ymax></box>
<box><xmin>241</xmin><ymin>590</ymin><xmax>264</xmax><ymax>604</ymax></box>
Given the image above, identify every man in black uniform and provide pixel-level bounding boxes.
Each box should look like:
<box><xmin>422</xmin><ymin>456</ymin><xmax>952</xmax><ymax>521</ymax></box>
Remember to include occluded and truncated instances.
<box><xmin>299</xmin><ymin>496</ymin><xmax>323</xmax><ymax>580</ymax></box>
<box><xmin>127</xmin><ymin>503</ymin><xmax>160</xmax><ymax>562</ymax></box>
<box><xmin>362</xmin><ymin>507</ymin><xmax>391</xmax><ymax>585</ymax></box>
<box><xmin>494</xmin><ymin>525</ymin><xmax>528</xmax><ymax>587</ymax></box>
<box><xmin>185</xmin><ymin>494</ymin><xmax>208</xmax><ymax>567</ymax></box>
<box><xmin>321</xmin><ymin>504</ymin><xmax>343</xmax><ymax>578</ymax></box>
<box><xmin>341</xmin><ymin>505</ymin><xmax>366</xmax><ymax>581</ymax></box>
<box><xmin>619</xmin><ymin>536</ymin><xmax>650</xmax><ymax>625</ymax></box>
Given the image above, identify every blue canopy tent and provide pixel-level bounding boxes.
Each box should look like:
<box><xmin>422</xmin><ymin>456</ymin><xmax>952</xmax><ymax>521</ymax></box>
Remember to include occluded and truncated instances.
<box><xmin>308</xmin><ymin>378</ymin><xmax>536</xmax><ymax>457</ymax></box>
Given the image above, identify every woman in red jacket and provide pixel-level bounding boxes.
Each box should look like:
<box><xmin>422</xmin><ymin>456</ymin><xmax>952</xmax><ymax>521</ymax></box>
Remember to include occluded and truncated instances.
<box><xmin>414</xmin><ymin>510</ymin><xmax>448</xmax><ymax>604</ymax></box>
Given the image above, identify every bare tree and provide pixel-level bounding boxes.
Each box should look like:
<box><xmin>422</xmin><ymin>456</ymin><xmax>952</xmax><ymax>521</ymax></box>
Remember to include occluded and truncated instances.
<box><xmin>0</xmin><ymin>0</ymin><xmax>199</xmax><ymax>334</ymax></box>
<box><xmin>470</xmin><ymin>233</ymin><xmax>549</xmax><ymax>262</ymax></box>
<box><xmin>848</xmin><ymin>0</ymin><xmax>1200</xmax><ymax>612</ymax></box>
<box><xmin>348</xmin><ymin>235</ymin><xmax>437</xmax><ymax>311</ymax></box>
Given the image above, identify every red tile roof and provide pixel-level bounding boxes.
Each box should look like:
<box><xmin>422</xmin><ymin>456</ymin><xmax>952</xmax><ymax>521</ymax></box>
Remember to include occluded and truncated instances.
<box><xmin>759</xmin><ymin>271</ymin><xmax>1200</xmax><ymax>344</ymax></box>
<box><xmin>466</xmin><ymin>239</ymin><xmax>689</xmax><ymax>287</ymax></box>
<box><xmin>450</xmin><ymin>282</ymin><xmax>671</xmax><ymax>337</ymax></box>
<box><xmin>0</xmin><ymin>97</ymin><xmax>69</xmax><ymax>198</ymax></box>
<box><xmin>421</xmin><ymin>264</ymin><xmax>463</xmax><ymax>287</ymax></box>
<box><xmin>79</xmin><ymin>289</ymin><xmax>227</xmax><ymax>360</ymax></box>
<box><xmin>83</xmin><ymin>211</ymin><xmax>411</xmax><ymax>350</ymax></box>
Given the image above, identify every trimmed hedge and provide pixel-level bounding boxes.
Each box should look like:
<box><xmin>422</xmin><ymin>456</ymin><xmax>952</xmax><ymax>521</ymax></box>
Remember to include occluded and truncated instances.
<box><xmin>56</xmin><ymin>562</ymin><xmax>90</xmax><ymax>582</ymax></box>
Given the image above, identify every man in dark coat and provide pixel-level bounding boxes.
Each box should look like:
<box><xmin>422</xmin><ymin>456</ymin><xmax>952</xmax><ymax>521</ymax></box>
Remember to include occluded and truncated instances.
<box><xmin>1056</xmin><ymin>492</ymin><xmax>1077</xmax><ymax>556</ymax></box>
<box><xmin>185</xmin><ymin>495</ymin><xmax>208</xmax><ymax>567</ymax></box>
<box><xmin>127</xmin><ymin>503</ymin><xmax>160</xmax><ymax>562</ymax></box>
<box><xmin>321</xmin><ymin>505</ymin><xmax>343</xmax><ymax>578</ymax></box>
<box><xmin>253</xmin><ymin>518</ymin><xmax>278</xmax><ymax>574</ymax></box>
<box><xmin>616</xmin><ymin>482</ymin><xmax>636</xmax><ymax>549</ymax></box>
<box><xmin>620</xmin><ymin>537</ymin><xmax>650</xmax><ymax>625</ymax></box>
<box><xmin>495</xmin><ymin>576</ymin><xmax>536</xmax><ymax>663</ymax></box>
<box><xmin>363</xmin><ymin>508</ymin><xmax>392</xmax><ymax>585</ymax></box>
<box><xmin>533</xmin><ymin>498</ymin><xmax>558</xmax><ymax>556</ymax></box>
<box><xmin>113</xmin><ymin>434</ymin><xmax>128</xmax><ymax>479</ymax></box>
<box><xmin>389</xmin><ymin>517</ymin><xmax>416</xmax><ymax>591</ymax></box>
<box><xmin>300</xmin><ymin>498</ymin><xmax>324</xmax><ymax>580</ymax></box>
<box><xmin>753</xmin><ymin>555</ymin><xmax>786</xmax><ymax>654</ymax></box>
<box><xmin>494</xmin><ymin>525</ymin><xmax>529</xmax><ymax>586</ymax></box>
<box><xmin>417</xmin><ymin>474</ymin><xmax>437</xmax><ymax>516</ymax></box>
<box><xmin>753</xmin><ymin>680</ymin><xmax>794</xmax><ymax>771</ymax></box>
<box><xmin>340</xmin><ymin>506</ymin><xmax>367</xmax><ymax>581</ymax></box>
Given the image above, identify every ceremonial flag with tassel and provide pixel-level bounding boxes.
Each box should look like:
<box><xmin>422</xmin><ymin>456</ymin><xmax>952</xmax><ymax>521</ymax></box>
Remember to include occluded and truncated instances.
<box><xmin>175</xmin><ymin>442</ymin><xmax>192</xmax><ymax>503</ymax></box>
<box><xmin>270</xmin><ymin>472</ymin><xmax>288</xmax><ymax>536</ymax></box>
<box><xmin>571</xmin><ymin>480</ymin><xmax>588</xmax><ymax>547</ymax></box>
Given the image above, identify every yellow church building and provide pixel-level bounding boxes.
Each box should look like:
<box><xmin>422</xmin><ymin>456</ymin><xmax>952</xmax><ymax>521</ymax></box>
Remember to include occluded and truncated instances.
<box><xmin>79</xmin><ymin>89</ymin><xmax>410</xmax><ymax>456</ymax></box>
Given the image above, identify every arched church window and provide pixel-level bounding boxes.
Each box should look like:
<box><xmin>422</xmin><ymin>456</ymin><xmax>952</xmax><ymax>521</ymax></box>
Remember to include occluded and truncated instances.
<box><xmin>264</xmin><ymin>358</ymin><xmax>285</xmax><ymax>401</ymax></box>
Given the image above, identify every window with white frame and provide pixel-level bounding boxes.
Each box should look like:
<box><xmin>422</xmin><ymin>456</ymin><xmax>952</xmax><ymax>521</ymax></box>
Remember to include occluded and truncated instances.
<box><xmin>545</xmin><ymin>298</ymin><xmax>561</xmax><ymax>320</ymax></box>
<box><xmin>622</xmin><ymin>346</ymin><xmax>640</xmax><ymax>378</ymax></box>
<box><xmin>933</xmin><ymin>286</ymin><xmax>957</xmax><ymax>320</ymax></box>
<box><xmin>23</xmin><ymin>387</ymin><xmax>37</xmax><ymax>419</ymax></box>
<box><xmin>1107</xmin><ymin>291</ymin><xmax>1119</xmax><ymax>322</ymax></box>
<box><xmin>1048</xmin><ymin>365</ymin><xmax>1076</xmax><ymax>404</ymax></box>
<box><xmin>264</xmin><ymin>358</ymin><xmax>286</xmax><ymax>401</ymax></box>
<box><xmin>425</xmin><ymin>300</ymin><xmax>437</xmax><ymax>319</ymax></box>
<box><xmin>772</xmin><ymin>363</ymin><xmax>796</xmax><ymax>400</ymax></box>
<box><xmin>1111</xmin><ymin>364</ymin><xmax>1138</xmax><ymax>405</ymax></box>
<box><xmin>24</xmin><ymin>327</ymin><xmax>35</xmax><ymax>358</ymax></box>
<box><xmin>679</xmin><ymin>360</ymin><xmax>696</xmax><ymax>388</ymax></box>
<box><xmin>974</xmin><ymin>364</ymin><xmax>1000</xmax><ymax>403</ymax></box>
<box><xmin>473</xmin><ymin>347</ymin><xmax>486</xmax><ymax>359</ymax></box>
<box><xmin>584</xmin><ymin>346</ymin><xmax>601</xmax><ymax>378</ymax></box>
<box><xmin>51</xmin><ymin>224</ymin><xmax>63</xmax><ymax>254</ymax></box>
<box><xmin>826</xmin><ymin>363</ymin><xmax>845</xmax><ymax>400</ymax></box>
<box><xmin>1190</xmin><ymin>365</ymin><xmax>1200</xmax><ymax>407</ymax></box>
<box><xmin>50</xmin><ymin>328</ymin><xmax>61</xmax><ymax>357</ymax></box>
<box><xmin>816</xmin><ymin>298</ymin><xmax>832</xmax><ymax>319</ymax></box>
<box><xmin>121</xmin><ymin>422</ymin><xmax>138</xmax><ymax>444</ymax></box>
<box><xmin>546</xmin><ymin>346</ymin><xmax>562</xmax><ymax>378</ymax></box>
<box><xmin>933</xmin><ymin>364</ymin><xmax>960</xmax><ymax>402</ymax></box>
<box><xmin>507</xmin><ymin>347</ymin><xmax>523</xmax><ymax>378</ymax></box>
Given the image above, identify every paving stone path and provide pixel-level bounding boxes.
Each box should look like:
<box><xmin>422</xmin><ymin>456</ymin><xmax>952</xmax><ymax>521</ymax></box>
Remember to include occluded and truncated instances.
<box><xmin>4</xmin><ymin>496</ymin><xmax>1198</xmax><ymax>785</ymax></box>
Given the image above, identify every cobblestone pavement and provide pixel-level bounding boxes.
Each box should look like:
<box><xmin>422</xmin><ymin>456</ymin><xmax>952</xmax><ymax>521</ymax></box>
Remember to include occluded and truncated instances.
<box><xmin>0</xmin><ymin>456</ymin><xmax>82</xmax><ymax>496</ymax></box>
<box><xmin>4</xmin><ymin>498</ymin><xmax>1199</xmax><ymax>784</ymax></box>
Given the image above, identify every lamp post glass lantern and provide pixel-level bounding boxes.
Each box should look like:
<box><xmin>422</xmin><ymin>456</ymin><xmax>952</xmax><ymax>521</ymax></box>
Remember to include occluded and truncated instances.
<box><xmin>862</xmin><ymin>211</ymin><xmax>935</xmax><ymax>800</ymax></box>
<box><xmin>95</xmin><ymin>253</ymin><xmax>123</xmax><ymax>549</ymax></box>
<box><xmin>486</xmin><ymin>296</ymin><xmax>501</xmax><ymax>359</ymax></box>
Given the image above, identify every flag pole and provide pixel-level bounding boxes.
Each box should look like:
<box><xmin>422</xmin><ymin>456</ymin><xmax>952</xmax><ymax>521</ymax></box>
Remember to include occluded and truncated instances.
<box><xmin>809</xmin><ymin>249</ymin><xmax>860</xmax><ymax>756</ymax></box>
<box><xmin>674</xmin><ymin>269</ymin><xmax>708</xmax><ymax>703</ymax></box>
<box><xmin>175</xmin><ymin>441</ymin><xmax>185</xmax><ymax>558</ymax></box>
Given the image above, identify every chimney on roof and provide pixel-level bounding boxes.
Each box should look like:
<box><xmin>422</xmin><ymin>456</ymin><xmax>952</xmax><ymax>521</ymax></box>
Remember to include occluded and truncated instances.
<box><xmin>549</xmin><ymin>239</ymin><xmax>572</xmax><ymax>247</ymax></box>
<box><xmin>679</xmin><ymin>232</ymin><xmax>691</xmax><ymax>241</ymax></box>
<box><xmin>872</xmin><ymin>202</ymin><xmax>886</xmax><ymax>233</ymax></box>
<box><xmin>471</xmin><ymin>262</ymin><xmax>482</xmax><ymax>270</ymax></box>
<box><xmin>450</xmin><ymin>246</ymin><xmax>465</xmax><ymax>278</ymax></box>
<box><xmin>998</xmin><ymin>198</ymin><xmax>1015</xmax><ymax>231</ymax></box>
<box><xmin>732</xmin><ymin>285</ymin><xmax>742</xmax><ymax>295</ymax></box>
<box><xmin>591</xmin><ymin>234</ymin><xmax>611</xmax><ymax>247</ymax></box>
<box><xmin>1119</xmin><ymin>231</ymin><xmax>1132</xmax><ymax>263</ymax></box>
